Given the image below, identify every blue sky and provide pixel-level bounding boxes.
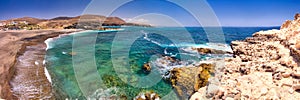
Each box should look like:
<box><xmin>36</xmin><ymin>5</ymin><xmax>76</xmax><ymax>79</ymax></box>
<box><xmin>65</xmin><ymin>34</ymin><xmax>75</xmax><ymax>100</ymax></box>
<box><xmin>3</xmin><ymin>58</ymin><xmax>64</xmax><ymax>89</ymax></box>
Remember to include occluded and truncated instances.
<box><xmin>0</xmin><ymin>0</ymin><xmax>299</xmax><ymax>26</ymax></box>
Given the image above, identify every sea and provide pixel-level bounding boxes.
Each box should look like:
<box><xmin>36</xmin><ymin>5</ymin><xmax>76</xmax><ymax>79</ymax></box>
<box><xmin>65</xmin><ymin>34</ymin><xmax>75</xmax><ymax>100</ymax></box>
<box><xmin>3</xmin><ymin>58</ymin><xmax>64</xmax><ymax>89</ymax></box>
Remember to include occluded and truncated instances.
<box><xmin>44</xmin><ymin>26</ymin><xmax>279</xmax><ymax>99</ymax></box>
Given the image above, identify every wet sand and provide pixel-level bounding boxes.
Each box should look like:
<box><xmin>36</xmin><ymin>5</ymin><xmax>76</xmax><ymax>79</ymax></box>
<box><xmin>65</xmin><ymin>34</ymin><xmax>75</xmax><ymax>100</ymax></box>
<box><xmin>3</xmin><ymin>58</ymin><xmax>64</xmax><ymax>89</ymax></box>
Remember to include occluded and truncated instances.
<box><xmin>0</xmin><ymin>29</ymin><xmax>82</xmax><ymax>99</ymax></box>
<box><xmin>10</xmin><ymin>43</ymin><xmax>53</xmax><ymax>99</ymax></box>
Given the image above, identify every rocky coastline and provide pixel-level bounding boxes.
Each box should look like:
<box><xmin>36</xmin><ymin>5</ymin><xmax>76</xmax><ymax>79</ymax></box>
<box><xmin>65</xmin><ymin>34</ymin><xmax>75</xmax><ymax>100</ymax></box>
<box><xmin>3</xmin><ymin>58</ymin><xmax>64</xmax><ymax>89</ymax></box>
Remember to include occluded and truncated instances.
<box><xmin>190</xmin><ymin>14</ymin><xmax>300</xmax><ymax>99</ymax></box>
<box><xmin>0</xmin><ymin>29</ymin><xmax>82</xmax><ymax>99</ymax></box>
<box><xmin>1</xmin><ymin>13</ymin><xmax>300</xmax><ymax>99</ymax></box>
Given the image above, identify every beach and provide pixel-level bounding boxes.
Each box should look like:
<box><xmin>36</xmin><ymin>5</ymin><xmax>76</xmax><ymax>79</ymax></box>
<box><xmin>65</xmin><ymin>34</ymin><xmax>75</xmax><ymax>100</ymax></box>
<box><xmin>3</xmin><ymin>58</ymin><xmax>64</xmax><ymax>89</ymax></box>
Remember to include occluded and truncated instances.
<box><xmin>0</xmin><ymin>29</ymin><xmax>82</xmax><ymax>99</ymax></box>
<box><xmin>0</xmin><ymin>14</ymin><xmax>299</xmax><ymax>99</ymax></box>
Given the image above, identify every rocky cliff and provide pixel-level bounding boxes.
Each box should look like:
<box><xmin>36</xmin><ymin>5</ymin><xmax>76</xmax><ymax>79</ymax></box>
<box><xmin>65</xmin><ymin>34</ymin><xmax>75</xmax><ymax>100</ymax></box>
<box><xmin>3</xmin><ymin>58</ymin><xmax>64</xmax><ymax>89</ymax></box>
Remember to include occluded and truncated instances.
<box><xmin>191</xmin><ymin>14</ymin><xmax>300</xmax><ymax>99</ymax></box>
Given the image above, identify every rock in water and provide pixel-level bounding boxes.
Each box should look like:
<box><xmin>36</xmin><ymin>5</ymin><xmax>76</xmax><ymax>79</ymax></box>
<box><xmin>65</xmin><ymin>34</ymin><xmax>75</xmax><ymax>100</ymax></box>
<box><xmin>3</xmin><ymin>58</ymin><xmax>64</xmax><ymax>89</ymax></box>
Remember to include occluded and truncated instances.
<box><xmin>134</xmin><ymin>91</ymin><xmax>160</xmax><ymax>100</ymax></box>
<box><xmin>169</xmin><ymin>63</ymin><xmax>215</xmax><ymax>99</ymax></box>
<box><xmin>142</xmin><ymin>63</ymin><xmax>151</xmax><ymax>72</ymax></box>
<box><xmin>191</xmin><ymin>47</ymin><xmax>232</xmax><ymax>54</ymax></box>
<box><xmin>68</xmin><ymin>52</ymin><xmax>77</xmax><ymax>56</ymax></box>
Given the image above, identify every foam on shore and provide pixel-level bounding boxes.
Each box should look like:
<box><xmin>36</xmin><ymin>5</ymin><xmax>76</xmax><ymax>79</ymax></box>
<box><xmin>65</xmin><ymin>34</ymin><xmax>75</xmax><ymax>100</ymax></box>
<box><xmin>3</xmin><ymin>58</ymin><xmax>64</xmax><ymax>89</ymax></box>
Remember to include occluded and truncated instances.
<box><xmin>43</xmin><ymin>30</ymin><xmax>90</xmax><ymax>84</ymax></box>
<box><xmin>44</xmin><ymin>67</ymin><xmax>52</xmax><ymax>83</ymax></box>
<box><xmin>44</xmin><ymin>30</ymin><xmax>92</xmax><ymax>51</ymax></box>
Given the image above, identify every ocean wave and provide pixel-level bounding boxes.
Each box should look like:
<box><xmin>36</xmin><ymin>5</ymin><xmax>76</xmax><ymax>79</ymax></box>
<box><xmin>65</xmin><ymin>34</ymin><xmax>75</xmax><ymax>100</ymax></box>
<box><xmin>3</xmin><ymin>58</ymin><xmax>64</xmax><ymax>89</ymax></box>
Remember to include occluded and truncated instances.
<box><xmin>62</xmin><ymin>51</ymin><xmax>67</xmax><ymax>55</ymax></box>
<box><xmin>140</xmin><ymin>30</ymin><xmax>232</xmax><ymax>53</ymax></box>
<box><xmin>44</xmin><ymin>38</ymin><xmax>54</xmax><ymax>50</ymax></box>
<box><xmin>44</xmin><ymin>30</ymin><xmax>93</xmax><ymax>51</ymax></box>
<box><xmin>150</xmin><ymin>56</ymin><xmax>196</xmax><ymax>78</ymax></box>
<box><xmin>180</xmin><ymin>43</ymin><xmax>233</xmax><ymax>53</ymax></box>
<box><xmin>141</xmin><ymin>30</ymin><xmax>163</xmax><ymax>46</ymax></box>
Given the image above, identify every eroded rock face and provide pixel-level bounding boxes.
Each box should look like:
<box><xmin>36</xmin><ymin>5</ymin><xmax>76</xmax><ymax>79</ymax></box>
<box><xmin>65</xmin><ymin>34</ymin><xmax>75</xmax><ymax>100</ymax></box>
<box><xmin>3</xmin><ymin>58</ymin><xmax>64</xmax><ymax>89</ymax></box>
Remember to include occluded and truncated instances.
<box><xmin>192</xmin><ymin>47</ymin><xmax>232</xmax><ymax>54</ymax></box>
<box><xmin>191</xmin><ymin>13</ymin><xmax>300</xmax><ymax>99</ymax></box>
<box><xmin>169</xmin><ymin>63</ymin><xmax>215</xmax><ymax>99</ymax></box>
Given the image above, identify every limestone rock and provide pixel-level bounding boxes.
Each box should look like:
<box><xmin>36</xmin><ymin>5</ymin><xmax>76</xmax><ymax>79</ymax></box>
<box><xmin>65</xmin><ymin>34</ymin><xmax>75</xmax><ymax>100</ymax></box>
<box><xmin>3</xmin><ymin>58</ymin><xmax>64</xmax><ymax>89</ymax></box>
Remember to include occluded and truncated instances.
<box><xmin>191</xmin><ymin>47</ymin><xmax>232</xmax><ymax>54</ymax></box>
<box><xmin>191</xmin><ymin>13</ymin><xmax>300</xmax><ymax>100</ymax></box>
<box><xmin>169</xmin><ymin>63</ymin><xmax>215</xmax><ymax>99</ymax></box>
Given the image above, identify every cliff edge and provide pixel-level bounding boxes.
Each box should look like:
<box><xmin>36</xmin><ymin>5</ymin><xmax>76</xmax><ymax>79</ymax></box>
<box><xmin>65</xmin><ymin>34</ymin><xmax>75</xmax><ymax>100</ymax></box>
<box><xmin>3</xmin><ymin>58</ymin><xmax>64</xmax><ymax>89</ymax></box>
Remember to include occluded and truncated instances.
<box><xmin>191</xmin><ymin>13</ymin><xmax>300</xmax><ymax>99</ymax></box>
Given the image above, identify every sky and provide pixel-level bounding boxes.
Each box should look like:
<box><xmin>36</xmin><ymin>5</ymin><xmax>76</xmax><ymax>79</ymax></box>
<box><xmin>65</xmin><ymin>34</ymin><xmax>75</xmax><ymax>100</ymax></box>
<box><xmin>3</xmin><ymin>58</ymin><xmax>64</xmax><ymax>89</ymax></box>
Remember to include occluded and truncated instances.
<box><xmin>0</xmin><ymin>0</ymin><xmax>299</xmax><ymax>26</ymax></box>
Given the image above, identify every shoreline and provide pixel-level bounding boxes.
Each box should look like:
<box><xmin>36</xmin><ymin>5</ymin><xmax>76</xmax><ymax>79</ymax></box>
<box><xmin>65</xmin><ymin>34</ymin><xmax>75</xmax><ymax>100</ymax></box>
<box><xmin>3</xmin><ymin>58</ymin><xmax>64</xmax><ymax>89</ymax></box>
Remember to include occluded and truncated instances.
<box><xmin>190</xmin><ymin>14</ymin><xmax>300</xmax><ymax>100</ymax></box>
<box><xmin>0</xmin><ymin>29</ymin><xmax>84</xmax><ymax>99</ymax></box>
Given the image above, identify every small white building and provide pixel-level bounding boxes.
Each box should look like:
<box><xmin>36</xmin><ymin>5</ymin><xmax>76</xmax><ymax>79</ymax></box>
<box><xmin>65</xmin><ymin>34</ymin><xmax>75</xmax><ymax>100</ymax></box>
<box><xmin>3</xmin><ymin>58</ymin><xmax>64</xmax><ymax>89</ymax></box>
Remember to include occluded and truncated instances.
<box><xmin>10</xmin><ymin>21</ymin><xmax>17</xmax><ymax>25</ymax></box>
<box><xmin>20</xmin><ymin>21</ymin><xmax>28</xmax><ymax>25</ymax></box>
<box><xmin>0</xmin><ymin>22</ymin><xmax>6</xmax><ymax>26</ymax></box>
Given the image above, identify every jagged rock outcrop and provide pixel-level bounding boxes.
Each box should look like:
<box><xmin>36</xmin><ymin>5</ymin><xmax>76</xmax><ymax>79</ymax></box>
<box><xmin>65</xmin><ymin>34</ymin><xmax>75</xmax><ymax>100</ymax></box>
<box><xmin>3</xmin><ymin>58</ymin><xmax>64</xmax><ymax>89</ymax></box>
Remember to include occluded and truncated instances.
<box><xmin>191</xmin><ymin>13</ymin><xmax>300</xmax><ymax>100</ymax></box>
<box><xmin>169</xmin><ymin>63</ymin><xmax>215</xmax><ymax>99</ymax></box>
<box><xmin>191</xmin><ymin>47</ymin><xmax>232</xmax><ymax>54</ymax></box>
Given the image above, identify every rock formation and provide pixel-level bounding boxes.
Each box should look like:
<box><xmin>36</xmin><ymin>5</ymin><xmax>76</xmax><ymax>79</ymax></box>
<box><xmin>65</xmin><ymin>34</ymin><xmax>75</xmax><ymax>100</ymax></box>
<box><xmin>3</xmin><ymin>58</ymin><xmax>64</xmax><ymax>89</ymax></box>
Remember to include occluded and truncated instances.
<box><xmin>142</xmin><ymin>63</ymin><xmax>151</xmax><ymax>72</ymax></box>
<box><xmin>191</xmin><ymin>13</ymin><xmax>300</xmax><ymax>100</ymax></box>
<box><xmin>169</xmin><ymin>63</ymin><xmax>215</xmax><ymax>99</ymax></box>
<box><xmin>191</xmin><ymin>47</ymin><xmax>232</xmax><ymax>54</ymax></box>
<box><xmin>134</xmin><ymin>91</ymin><xmax>160</xmax><ymax>100</ymax></box>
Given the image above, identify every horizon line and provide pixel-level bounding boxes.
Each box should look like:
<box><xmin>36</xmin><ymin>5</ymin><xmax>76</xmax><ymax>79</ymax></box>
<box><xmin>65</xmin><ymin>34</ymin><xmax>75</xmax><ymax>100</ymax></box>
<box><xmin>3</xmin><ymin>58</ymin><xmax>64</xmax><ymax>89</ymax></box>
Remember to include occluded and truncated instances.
<box><xmin>0</xmin><ymin>15</ymin><xmax>283</xmax><ymax>27</ymax></box>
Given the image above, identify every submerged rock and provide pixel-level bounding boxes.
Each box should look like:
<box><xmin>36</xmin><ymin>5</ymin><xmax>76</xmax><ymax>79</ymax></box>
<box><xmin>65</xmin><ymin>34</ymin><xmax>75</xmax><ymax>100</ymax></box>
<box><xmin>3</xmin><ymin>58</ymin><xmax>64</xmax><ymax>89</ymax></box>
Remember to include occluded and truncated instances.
<box><xmin>68</xmin><ymin>52</ymin><xmax>77</xmax><ymax>56</ymax></box>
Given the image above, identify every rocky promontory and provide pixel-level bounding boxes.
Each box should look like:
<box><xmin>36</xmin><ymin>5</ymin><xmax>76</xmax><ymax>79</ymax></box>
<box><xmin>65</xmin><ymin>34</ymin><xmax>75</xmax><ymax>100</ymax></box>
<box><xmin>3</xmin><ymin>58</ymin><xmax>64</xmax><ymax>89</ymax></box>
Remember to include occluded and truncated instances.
<box><xmin>191</xmin><ymin>14</ymin><xmax>300</xmax><ymax>99</ymax></box>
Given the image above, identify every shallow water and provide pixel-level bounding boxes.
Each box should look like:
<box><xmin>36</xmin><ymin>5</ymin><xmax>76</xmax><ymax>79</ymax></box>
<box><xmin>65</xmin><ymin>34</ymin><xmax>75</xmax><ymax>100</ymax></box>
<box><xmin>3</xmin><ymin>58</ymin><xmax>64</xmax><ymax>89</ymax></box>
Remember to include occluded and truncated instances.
<box><xmin>45</xmin><ymin>26</ymin><xmax>279</xmax><ymax>99</ymax></box>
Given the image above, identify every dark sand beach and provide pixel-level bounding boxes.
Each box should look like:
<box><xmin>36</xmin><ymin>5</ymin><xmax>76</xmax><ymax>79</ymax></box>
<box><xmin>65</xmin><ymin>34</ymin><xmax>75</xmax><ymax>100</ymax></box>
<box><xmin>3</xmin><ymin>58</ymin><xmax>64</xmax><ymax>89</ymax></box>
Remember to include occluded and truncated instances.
<box><xmin>0</xmin><ymin>29</ymin><xmax>82</xmax><ymax>99</ymax></box>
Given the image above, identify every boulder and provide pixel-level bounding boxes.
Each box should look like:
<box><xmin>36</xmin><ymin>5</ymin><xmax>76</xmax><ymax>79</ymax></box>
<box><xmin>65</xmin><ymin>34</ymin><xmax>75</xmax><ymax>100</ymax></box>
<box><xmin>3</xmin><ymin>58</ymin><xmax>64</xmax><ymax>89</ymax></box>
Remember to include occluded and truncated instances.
<box><xmin>142</xmin><ymin>63</ymin><xmax>151</xmax><ymax>72</ymax></box>
<box><xmin>134</xmin><ymin>91</ymin><xmax>160</xmax><ymax>100</ymax></box>
<box><xmin>169</xmin><ymin>63</ymin><xmax>215</xmax><ymax>99</ymax></box>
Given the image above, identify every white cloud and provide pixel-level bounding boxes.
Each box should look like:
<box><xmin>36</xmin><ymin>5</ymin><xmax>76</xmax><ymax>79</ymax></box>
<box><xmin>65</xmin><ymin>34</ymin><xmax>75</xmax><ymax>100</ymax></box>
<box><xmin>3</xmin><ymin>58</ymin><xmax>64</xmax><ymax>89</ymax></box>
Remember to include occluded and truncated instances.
<box><xmin>123</xmin><ymin>14</ymin><xmax>184</xmax><ymax>27</ymax></box>
<box><xmin>123</xmin><ymin>18</ymin><xmax>149</xmax><ymax>24</ymax></box>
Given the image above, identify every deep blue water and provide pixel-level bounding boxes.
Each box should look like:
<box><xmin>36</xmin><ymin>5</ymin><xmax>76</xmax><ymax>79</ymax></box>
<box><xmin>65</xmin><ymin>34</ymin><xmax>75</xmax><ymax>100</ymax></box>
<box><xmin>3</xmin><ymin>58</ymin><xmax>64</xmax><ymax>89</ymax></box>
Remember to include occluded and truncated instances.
<box><xmin>45</xmin><ymin>26</ymin><xmax>279</xmax><ymax>99</ymax></box>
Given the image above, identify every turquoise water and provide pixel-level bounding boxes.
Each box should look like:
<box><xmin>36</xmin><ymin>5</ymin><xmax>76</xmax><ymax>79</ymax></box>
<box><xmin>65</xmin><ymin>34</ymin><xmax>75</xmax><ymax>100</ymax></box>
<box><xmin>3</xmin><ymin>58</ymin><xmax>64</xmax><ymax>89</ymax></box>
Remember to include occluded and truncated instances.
<box><xmin>45</xmin><ymin>26</ymin><xmax>279</xmax><ymax>99</ymax></box>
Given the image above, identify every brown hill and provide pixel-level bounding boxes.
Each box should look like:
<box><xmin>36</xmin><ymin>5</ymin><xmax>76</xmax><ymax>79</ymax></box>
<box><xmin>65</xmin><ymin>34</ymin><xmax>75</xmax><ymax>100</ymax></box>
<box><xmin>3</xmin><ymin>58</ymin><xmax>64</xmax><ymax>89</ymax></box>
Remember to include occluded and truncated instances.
<box><xmin>10</xmin><ymin>17</ymin><xmax>45</xmax><ymax>24</ymax></box>
<box><xmin>1</xmin><ymin>14</ymin><xmax>151</xmax><ymax>30</ymax></box>
<box><xmin>50</xmin><ymin>17</ymin><xmax>74</xmax><ymax>20</ymax></box>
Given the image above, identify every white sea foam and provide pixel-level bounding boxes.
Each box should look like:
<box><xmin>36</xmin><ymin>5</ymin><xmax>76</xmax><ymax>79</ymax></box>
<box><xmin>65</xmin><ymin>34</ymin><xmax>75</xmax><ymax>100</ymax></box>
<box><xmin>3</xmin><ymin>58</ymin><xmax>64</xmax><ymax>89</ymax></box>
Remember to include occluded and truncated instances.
<box><xmin>43</xmin><ymin>60</ymin><xmax>46</xmax><ymax>65</ymax></box>
<box><xmin>141</xmin><ymin>30</ymin><xmax>163</xmax><ymax>46</ymax></box>
<box><xmin>44</xmin><ymin>30</ymin><xmax>92</xmax><ymax>51</ymax></box>
<box><xmin>62</xmin><ymin>51</ymin><xmax>67</xmax><ymax>55</ymax></box>
<box><xmin>44</xmin><ymin>67</ymin><xmax>52</xmax><ymax>83</ymax></box>
<box><xmin>180</xmin><ymin>43</ymin><xmax>233</xmax><ymax>54</ymax></box>
<box><xmin>88</xmin><ymin>87</ymin><xmax>118</xmax><ymax>99</ymax></box>
<box><xmin>44</xmin><ymin>38</ymin><xmax>54</xmax><ymax>50</ymax></box>
<box><xmin>34</xmin><ymin>61</ymin><xmax>39</xmax><ymax>65</ymax></box>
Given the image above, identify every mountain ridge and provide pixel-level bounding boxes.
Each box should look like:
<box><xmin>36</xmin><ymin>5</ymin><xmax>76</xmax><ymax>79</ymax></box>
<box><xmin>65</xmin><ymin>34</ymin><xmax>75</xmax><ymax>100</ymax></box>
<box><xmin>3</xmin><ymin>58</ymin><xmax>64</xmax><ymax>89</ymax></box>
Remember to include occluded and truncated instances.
<box><xmin>0</xmin><ymin>14</ymin><xmax>151</xmax><ymax>30</ymax></box>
